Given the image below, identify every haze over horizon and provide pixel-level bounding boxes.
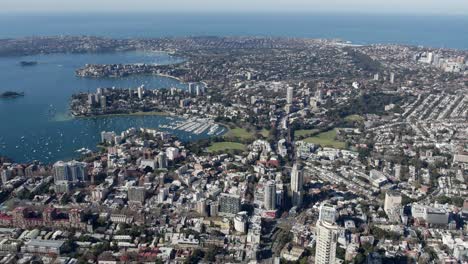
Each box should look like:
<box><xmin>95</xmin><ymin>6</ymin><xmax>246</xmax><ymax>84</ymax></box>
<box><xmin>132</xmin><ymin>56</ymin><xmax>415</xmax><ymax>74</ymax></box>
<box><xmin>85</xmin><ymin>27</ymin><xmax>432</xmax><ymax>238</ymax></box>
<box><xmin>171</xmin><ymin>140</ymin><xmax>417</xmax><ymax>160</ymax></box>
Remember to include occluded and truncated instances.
<box><xmin>1</xmin><ymin>0</ymin><xmax>467</xmax><ymax>15</ymax></box>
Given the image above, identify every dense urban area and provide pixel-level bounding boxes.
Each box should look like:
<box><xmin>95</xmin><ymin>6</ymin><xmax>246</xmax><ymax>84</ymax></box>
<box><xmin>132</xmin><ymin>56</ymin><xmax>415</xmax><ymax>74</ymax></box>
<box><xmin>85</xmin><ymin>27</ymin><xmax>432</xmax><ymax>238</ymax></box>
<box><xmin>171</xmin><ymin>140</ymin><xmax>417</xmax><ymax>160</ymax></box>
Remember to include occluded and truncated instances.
<box><xmin>0</xmin><ymin>36</ymin><xmax>467</xmax><ymax>263</ymax></box>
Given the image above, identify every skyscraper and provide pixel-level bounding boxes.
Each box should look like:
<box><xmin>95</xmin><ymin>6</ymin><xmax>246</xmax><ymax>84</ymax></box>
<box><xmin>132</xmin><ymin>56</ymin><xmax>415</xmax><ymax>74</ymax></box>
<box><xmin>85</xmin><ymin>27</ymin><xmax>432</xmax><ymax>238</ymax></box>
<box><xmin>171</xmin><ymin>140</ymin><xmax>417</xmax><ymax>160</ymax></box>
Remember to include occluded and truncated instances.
<box><xmin>286</xmin><ymin>86</ymin><xmax>294</xmax><ymax>104</ymax></box>
<box><xmin>318</xmin><ymin>203</ymin><xmax>337</xmax><ymax>223</ymax></box>
<box><xmin>291</xmin><ymin>163</ymin><xmax>303</xmax><ymax>207</ymax></box>
<box><xmin>264</xmin><ymin>180</ymin><xmax>277</xmax><ymax>210</ymax></box>
<box><xmin>315</xmin><ymin>203</ymin><xmax>340</xmax><ymax>264</ymax></box>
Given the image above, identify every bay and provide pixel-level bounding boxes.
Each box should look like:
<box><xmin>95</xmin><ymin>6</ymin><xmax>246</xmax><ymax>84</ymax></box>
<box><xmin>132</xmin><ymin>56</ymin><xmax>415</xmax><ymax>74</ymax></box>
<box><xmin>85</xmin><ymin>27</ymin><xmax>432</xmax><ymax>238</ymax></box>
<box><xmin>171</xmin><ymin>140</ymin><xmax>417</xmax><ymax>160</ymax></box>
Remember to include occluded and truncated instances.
<box><xmin>0</xmin><ymin>51</ymin><xmax>224</xmax><ymax>163</ymax></box>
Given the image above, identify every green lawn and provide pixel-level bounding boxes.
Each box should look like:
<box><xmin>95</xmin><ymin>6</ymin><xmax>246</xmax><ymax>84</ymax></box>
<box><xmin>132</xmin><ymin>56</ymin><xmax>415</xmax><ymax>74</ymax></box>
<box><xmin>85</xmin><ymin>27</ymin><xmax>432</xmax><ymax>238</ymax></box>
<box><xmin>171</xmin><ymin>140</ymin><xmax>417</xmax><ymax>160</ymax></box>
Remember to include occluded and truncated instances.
<box><xmin>259</xmin><ymin>129</ymin><xmax>270</xmax><ymax>138</ymax></box>
<box><xmin>294</xmin><ymin>129</ymin><xmax>320</xmax><ymax>139</ymax></box>
<box><xmin>207</xmin><ymin>142</ymin><xmax>246</xmax><ymax>152</ymax></box>
<box><xmin>302</xmin><ymin>129</ymin><xmax>346</xmax><ymax>149</ymax></box>
<box><xmin>344</xmin><ymin>114</ymin><xmax>364</xmax><ymax>122</ymax></box>
<box><xmin>225</xmin><ymin>127</ymin><xmax>255</xmax><ymax>140</ymax></box>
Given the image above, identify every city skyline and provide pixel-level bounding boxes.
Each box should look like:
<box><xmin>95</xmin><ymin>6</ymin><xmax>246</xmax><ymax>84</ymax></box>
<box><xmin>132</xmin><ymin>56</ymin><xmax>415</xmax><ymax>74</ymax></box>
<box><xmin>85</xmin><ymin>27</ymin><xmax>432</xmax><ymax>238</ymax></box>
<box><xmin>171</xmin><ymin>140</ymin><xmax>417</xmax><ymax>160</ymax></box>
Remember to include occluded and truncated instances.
<box><xmin>0</xmin><ymin>0</ymin><xmax>466</xmax><ymax>263</ymax></box>
<box><xmin>1</xmin><ymin>0</ymin><xmax>468</xmax><ymax>15</ymax></box>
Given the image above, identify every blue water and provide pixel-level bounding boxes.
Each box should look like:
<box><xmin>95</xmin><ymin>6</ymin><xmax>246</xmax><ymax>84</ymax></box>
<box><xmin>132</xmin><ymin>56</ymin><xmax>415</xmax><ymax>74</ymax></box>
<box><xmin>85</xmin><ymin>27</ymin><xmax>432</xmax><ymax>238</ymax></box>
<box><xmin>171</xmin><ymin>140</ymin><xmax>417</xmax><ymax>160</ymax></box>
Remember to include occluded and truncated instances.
<box><xmin>1</xmin><ymin>12</ymin><xmax>467</xmax><ymax>162</ymax></box>
<box><xmin>0</xmin><ymin>51</ymin><xmax>219</xmax><ymax>163</ymax></box>
<box><xmin>0</xmin><ymin>13</ymin><xmax>467</xmax><ymax>49</ymax></box>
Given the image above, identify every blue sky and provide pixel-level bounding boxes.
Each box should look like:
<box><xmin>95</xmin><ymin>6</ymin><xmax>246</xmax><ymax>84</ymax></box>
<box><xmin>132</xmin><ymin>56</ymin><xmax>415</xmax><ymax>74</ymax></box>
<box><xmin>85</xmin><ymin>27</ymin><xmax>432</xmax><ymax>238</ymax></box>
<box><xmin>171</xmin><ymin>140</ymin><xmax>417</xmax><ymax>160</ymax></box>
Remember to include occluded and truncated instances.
<box><xmin>1</xmin><ymin>0</ymin><xmax>467</xmax><ymax>14</ymax></box>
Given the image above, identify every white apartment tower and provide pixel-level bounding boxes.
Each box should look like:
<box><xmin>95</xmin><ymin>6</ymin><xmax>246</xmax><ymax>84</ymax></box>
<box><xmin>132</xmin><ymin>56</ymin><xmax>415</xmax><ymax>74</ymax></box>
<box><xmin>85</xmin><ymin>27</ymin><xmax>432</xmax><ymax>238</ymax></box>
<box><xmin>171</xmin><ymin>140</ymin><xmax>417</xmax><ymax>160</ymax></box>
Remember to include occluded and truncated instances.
<box><xmin>286</xmin><ymin>86</ymin><xmax>294</xmax><ymax>104</ymax></box>
<box><xmin>315</xmin><ymin>203</ymin><xmax>340</xmax><ymax>264</ymax></box>
<box><xmin>137</xmin><ymin>85</ymin><xmax>145</xmax><ymax>99</ymax></box>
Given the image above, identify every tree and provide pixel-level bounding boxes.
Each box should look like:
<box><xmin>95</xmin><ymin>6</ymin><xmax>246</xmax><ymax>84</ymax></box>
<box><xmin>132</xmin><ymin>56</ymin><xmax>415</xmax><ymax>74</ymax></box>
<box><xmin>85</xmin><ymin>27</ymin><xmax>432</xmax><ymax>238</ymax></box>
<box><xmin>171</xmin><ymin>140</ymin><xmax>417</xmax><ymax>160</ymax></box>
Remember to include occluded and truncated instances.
<box><xmin>336</xmin><ymin>247</ymin><xmax>346</xmax><ymax>260</ymax></box>
<box><xmin>185</xmin><ymin>249</ymin><xmax>204</xmax><ymax>264</ymax></box>
<box><xmin>143</xmin><ymin>166</ymin><xmax>154</xmax><ymax>174</ymax></box>
<box><xmin>204</xmin><ymin>246</ymin><xmax>221</xmax><ymax>262</ymax></box>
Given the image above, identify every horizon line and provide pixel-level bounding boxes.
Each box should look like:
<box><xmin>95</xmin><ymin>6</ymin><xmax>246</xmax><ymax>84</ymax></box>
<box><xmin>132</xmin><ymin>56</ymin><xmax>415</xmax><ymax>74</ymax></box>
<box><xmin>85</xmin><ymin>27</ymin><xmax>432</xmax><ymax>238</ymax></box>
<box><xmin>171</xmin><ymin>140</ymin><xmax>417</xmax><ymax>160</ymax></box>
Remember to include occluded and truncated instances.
<box><xmin>0</xmin><ymin>10</ymin><xmax>467</xmax><ymax>16</ymax></box>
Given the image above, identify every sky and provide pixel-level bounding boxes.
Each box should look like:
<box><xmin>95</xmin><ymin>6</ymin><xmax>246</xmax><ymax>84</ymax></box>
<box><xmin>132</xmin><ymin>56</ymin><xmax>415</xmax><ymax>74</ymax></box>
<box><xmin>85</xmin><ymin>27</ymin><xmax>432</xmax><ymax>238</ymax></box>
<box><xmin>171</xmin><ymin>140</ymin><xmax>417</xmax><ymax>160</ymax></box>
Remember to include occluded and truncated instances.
<box><xmin>0</xmin><ymin>0</ymin><xmax>468</xmax><ymax>15</ymax></box>
<box><xmin>1</xmin><ymin>0</ymin><xmax>467</xmax><ymax>14</ymax></box>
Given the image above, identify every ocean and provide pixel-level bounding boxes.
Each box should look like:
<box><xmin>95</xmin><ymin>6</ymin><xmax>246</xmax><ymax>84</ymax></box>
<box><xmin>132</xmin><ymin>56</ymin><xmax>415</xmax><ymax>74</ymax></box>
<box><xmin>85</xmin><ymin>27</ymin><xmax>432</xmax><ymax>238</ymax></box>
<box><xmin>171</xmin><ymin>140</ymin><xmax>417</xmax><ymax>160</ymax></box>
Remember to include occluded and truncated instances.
<box><xmin>0</xmin><ymin>12</ymin><xmax>467</xmax><ymax>49</ymax></box>
<box><xmin>0</xmin><ymin>12</ymin><xmax>467</xmax><ymax>163</ymax></box>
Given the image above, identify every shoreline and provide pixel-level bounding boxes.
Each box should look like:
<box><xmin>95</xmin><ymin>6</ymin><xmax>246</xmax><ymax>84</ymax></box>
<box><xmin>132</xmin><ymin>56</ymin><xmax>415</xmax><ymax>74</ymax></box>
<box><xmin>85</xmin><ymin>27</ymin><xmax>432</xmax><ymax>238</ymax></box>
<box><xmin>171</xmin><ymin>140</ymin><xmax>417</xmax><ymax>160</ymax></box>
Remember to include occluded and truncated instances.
<box><xmin>72</xmin><ymin>111</ymin><xmax>172</xmax><ymax>119</ymax></box>
<box><xmin>156</xmin><ymin>73</ymin><xmax>185</xmax><ymax>83</ymax></box>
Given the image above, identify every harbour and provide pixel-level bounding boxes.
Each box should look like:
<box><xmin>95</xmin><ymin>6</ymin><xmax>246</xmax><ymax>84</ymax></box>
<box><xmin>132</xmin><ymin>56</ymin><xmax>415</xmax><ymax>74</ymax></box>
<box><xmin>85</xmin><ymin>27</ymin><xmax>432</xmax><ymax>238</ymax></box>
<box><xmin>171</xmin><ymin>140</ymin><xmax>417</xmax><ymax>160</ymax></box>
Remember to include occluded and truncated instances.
<box><xmin>160</xmin><ymin>118</ymin><xmax>226</xmax><ymax>136</ymax></box>
<box><xmin>0</xmin><ymin>51</ymin><xmax>224</xmax><ymax>163</ymax></box>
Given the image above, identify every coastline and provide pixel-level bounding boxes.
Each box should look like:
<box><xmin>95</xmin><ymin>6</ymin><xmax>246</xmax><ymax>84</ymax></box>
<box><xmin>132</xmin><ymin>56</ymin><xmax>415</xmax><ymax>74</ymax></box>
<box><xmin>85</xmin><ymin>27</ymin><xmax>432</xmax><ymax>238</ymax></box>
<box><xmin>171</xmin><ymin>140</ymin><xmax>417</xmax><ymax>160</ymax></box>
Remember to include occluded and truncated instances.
<box><xmin>156</xmin><ymin>73</ymin><xmax>185</xmax><ymax>83</ymax></box>
<box><xmin>73</xmin><ymin>111</ymin><xmax>171</xmax><ymax>119</ymax></box>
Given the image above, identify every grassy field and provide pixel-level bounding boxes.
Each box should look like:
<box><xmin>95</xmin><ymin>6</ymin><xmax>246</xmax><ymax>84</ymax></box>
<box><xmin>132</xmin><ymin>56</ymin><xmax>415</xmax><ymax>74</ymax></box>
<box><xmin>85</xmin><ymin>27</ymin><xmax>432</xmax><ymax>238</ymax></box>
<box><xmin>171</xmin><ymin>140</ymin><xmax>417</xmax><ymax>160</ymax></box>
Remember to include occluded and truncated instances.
<box><xmin>302</xmin><ymin>129</ymin><xmax>346</xmax><ymax>149</ymax></box>
<box><xmin>259</xmin><ymin>129</ymin><xmax>270</xmax><ymax>138</ymax></box>
<box><xmin>344</xmin><ymin>114</ymin><xmax>364</xmax><ymax>122</ymax></box>
<box><xmin>225</xmin><ymin>127</ymin><xmax>254</xmax><ymax>140</ymax></box>
<box><xmin>207</xmin><ymin>142</ymin><xmax>246</xmax><ymax>152</ymax></box>
<box><xmin>294</xmin><ymin>129</ymin><xmax>320</xmax><ymax>139</ymax></box>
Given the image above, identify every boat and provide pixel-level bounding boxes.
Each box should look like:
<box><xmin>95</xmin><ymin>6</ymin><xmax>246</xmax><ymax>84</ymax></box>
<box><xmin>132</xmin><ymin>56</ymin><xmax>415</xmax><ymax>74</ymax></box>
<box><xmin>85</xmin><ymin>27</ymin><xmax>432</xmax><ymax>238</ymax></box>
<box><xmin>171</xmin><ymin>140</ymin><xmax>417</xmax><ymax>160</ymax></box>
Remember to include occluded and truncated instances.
<box><xmin>19</xmin><ymin>61</ymin><xmax>38</xmax><ymax>67</ymax></box>
<box><xmin>0</xmin><ymin>91</ymin><xmax>24</xmax><ymax>98</ymax></box>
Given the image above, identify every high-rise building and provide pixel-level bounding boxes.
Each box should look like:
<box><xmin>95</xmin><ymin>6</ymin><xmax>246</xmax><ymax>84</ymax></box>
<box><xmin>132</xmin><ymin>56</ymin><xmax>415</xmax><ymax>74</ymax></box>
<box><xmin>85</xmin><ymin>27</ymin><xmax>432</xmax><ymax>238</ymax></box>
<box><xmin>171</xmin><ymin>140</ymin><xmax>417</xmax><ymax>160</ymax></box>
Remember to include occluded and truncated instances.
<box><xmin>1</xmin><ymin>169</ymin><xmax>13</xmax><ymax>184</ymax></box>
<box><xmin>427</xmin><ymin>52</ymin><xmax>434</xmax><ymax>64</ymax></box>
<box><xmin>286</xmin><ymin>86</ymin><xmax>294</xmax><ymax>104</ymax></box>
<box><xmin>315</xmin><ymin>220</ymin><xmax>340</xmax><ymax>264</ymax></box>
<box><xmin>291</xmin><ymin>163</ymin><xmax>303</xmax><ymax>207</ymax></box>
<box><xmin>318</xmin><ymin>203</ymin><xmax>337</xmax><ymax>224</ymax></box>
<box><xmin>196</xmin><ymin>199</ymin><xmax>207</xmax><ymax>216</ymax></box>
<box><xmin>100</xmin><ymin>95</ymin><xmax>107</xmax><ymax>109</ymax></box>
<box><xmin>88</xmin><ymin>94</ymin><xmax>96</xmax><ymax>107</ymax></box>
<box><xmin>188</xmin><ymin>83</ymin><xmax>194</xmax><ymax>94</ymax></box>
<box><xmin>166</xmin><ymin>147</ymin><xmax>179</xmax><ymax>161</ymax></box>
<box><xmin>53</xmin><ymin>161</ymin><xmax>88</xmax><ymax>183</ymax></box>
<box><xmin>315</xmin><ymin>88</ymin><xmax>323</xmax><ymax>101</ymax></box>
<box><xmin>219</xmin><ymin>193</ymin><xmax>241</xmax><ymax>215</ymax></box>
<box><xmin>394</xmin><ymin>164</ymin><xmax>401</xmax><ymax>181</ymax></box>
<box><xmin>53</xmin><ymin>162</ymin><xmax>68</xmax><ymax>182</ymax></box>
<box><xmin>315</xmin><ymin>203</ymin><xmax>340</xmax><ymax>264</ymax></box>
<box><xmin>158</xmin><ymin>188</ymin><xmax>168</xmax><ymax>203</ymax></box>
<box><xmin>390</xmin><ymin>72</ymin><xmax>395</xmax><ymax>84</ymax></box>
<box><xmin>246</xmin><ymin>72</ymin><xmax>252</xmax><ymax>80</ymax></box>
<box><xmin>128</xmin><ymin>186</ymin><xmax>146</xmax><ymax>203</ymax></box>
<box><xmin>157</xmin><ymin>152</ymin><xmax>167</xmax><ymax>169</ymax></box>
<box><xmin>137</xmin><ymin>85</ymin><xmax>145</xmax><ymax>99</ymax></box>
<box><xmin>264</xmin><ymin>180</ymin><xmax>277</xmax><ymax>210</ymax></box>
<box><xmin>101</xmin><ymin>131</ymin><xmax>116</xmax><ymax>144</ymax></box>
<box><xmin>210</xmin><ymin>201</ymin><xmax>219</xmax><ymax>217</ymax></box>
<box><xmin>234</xmin><ymin>212</ymin><xmax>248</xmax><ymax>233</ymax></box>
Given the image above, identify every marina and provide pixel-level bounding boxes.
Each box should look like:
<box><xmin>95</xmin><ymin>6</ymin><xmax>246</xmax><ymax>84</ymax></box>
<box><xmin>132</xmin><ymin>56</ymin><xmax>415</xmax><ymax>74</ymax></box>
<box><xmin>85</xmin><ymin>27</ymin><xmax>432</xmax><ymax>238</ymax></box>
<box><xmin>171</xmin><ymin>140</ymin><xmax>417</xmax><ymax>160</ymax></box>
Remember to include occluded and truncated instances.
<box><xmin>160</xmin><ymin>118</ymin><xmax>226</xmax><ymax>136</ymax></box>
<box><xmin>0</xmin><ymin>51</ymin><xmax>224</xmax><ymax>163</ymax></box>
